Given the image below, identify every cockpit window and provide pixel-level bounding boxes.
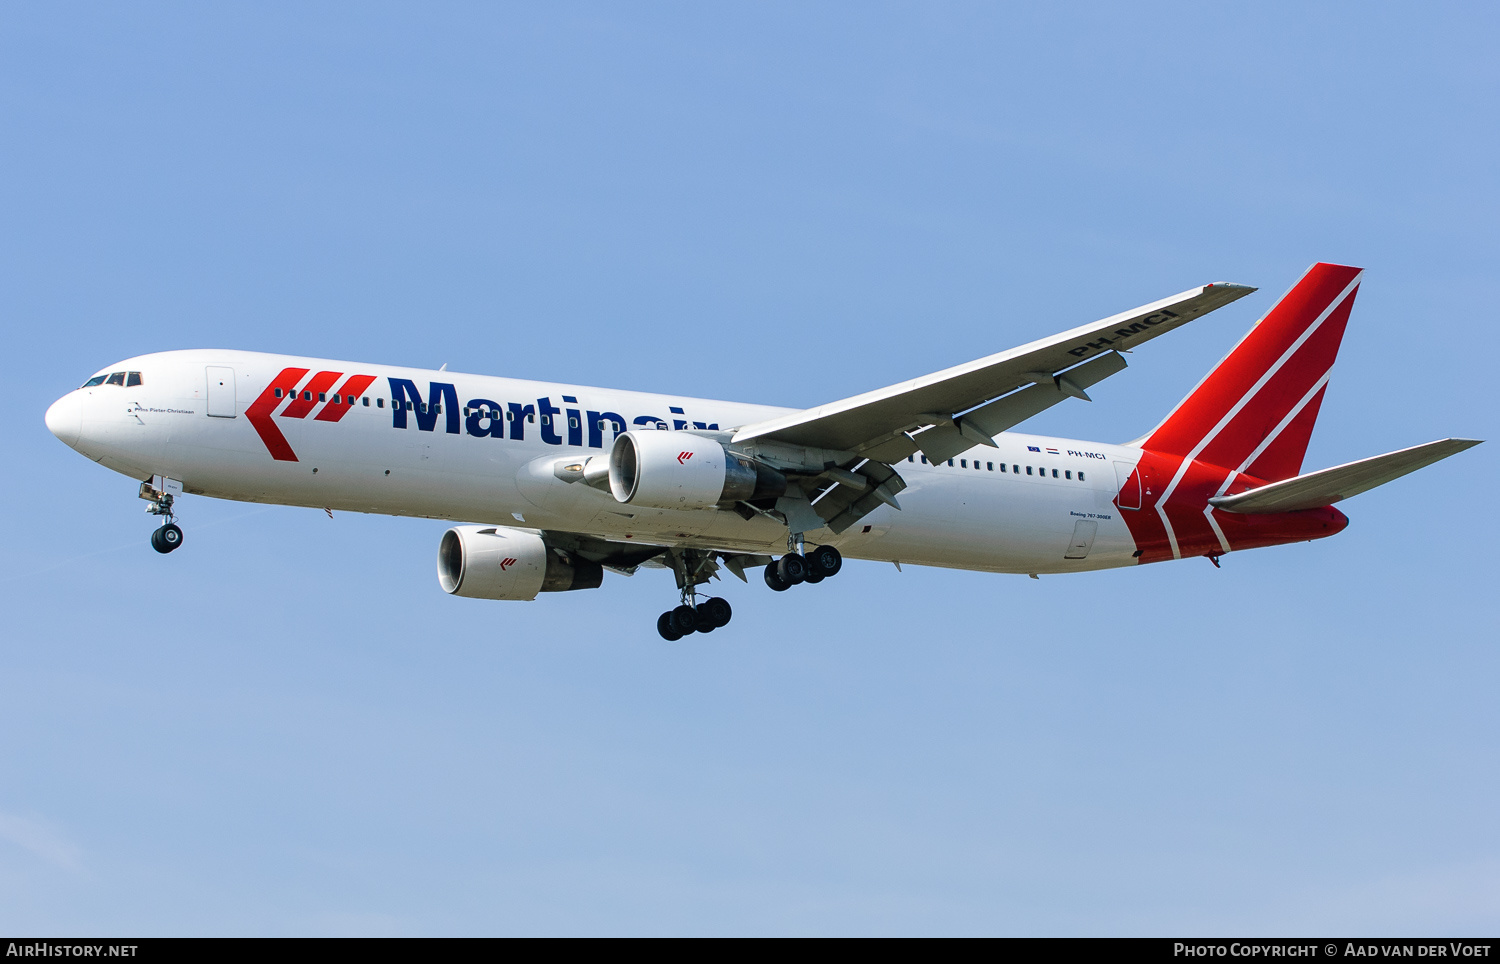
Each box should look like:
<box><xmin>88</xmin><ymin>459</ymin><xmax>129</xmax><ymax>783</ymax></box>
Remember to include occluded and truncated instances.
<box><xmin>82</xmin><ymin>371</ymin><xmax>141</xmax><ymax>388</ymax></box>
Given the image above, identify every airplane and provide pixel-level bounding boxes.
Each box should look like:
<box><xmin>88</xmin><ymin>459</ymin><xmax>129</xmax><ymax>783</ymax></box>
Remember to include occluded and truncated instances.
<box><xmin>44</xmin><ymin>262</ymin><xmax>1480</xmax><ymax>640</ymax></box>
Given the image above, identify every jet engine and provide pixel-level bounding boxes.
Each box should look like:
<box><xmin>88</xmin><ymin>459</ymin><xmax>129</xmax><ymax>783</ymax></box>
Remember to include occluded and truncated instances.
<box><xmin>607</xmin><ymin>430</ymin><xmax>786</xmax><ymax>509</ymax></box>
<box><xmin>437</xmin><ymin>526</ymin><xmax>603</xmax><ymax>600</ymax></box>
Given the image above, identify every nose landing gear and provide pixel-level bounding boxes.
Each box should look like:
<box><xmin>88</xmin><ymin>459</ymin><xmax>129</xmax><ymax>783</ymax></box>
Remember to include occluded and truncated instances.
<box><xmin>140</xmin><ymin>477</ymin><xmax>184</xmax><ymax>554</ymax></box>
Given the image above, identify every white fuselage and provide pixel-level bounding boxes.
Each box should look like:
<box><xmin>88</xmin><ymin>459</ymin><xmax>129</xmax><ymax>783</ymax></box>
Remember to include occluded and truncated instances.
<box><xmin>46</xmin><ymin>350</ymin><xmax>1144</xmax><ymax>574</ymax></box>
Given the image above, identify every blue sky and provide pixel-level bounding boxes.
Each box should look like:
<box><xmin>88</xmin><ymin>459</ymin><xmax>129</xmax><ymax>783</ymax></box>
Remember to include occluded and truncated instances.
<box><xmin>2</xmin><ymin>2</ymin><xmax>1496</xmax><ymax>935</ymax></box>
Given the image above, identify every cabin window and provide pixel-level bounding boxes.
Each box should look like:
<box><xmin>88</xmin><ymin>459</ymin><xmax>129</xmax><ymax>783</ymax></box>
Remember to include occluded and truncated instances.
<box><xmin>999</xmin><ymin>463</ymin><xmax>1006</xmax><ymax>472</ymax></box>
<box><xmin>541</xmin><ymin>415</ymin><xmax>550</xmax><ymax>425</ymax></box>
<box><xmin>960</xmin><ymin>459</ymin><xmax>967</xmax><ymax>468</ymax></box>
<box><xmin>1026</xmin><ymin>466</ymin><xmax>1033</xmax><ymax>475</ymax></box>
<box><xmin>1052</xmin><ymin>469</ymin><xmax>1059</xmax><ymax>478</ymax></box>
<box><xmin>126</xmin><ymin>372</ymin><xmax>142</xmax><ymax>387</ymax></box>
<box><xmin>1065</xmin><ymin>470</ymin><xmax>1072</xmax><ymax>480</ymax></box>
<box><xmin>987</xmin><ymin>462</ymin><xmax>993</xmax><ymax>471</ymax></box>
<box><xmin>273</xmin><ymin>388</ymin><xmax>283</xmax><ymax>398</ymax></box>
<box><xmin>377</xmin><ymin>398</ymin><xmax>384</xmax><ymax>408</ymax></box>
<box><xmin>1079</xmin><ymin>471</ymin><xmax>1085</xmax><ymax>481</ymax></box>
<box><xmin>317</xmin><ymin>392</ymin><xmax>326</xmax><ymax>402</ymax></box>
<box><xmin>569</xmin><ymin>416</ymin><xmax>579</xmax><ymax>428</ymax></box>
<box><xmin>920</xmin><ymin>455</ymin><xmax>928</xmax><ymax>464</ymax></box>
<box><xmin>363</xmin><ymin>397</ymin><xmax>370</xmax><ymax>407</ymax></box>
<box><xmin>106</xmin><ymin>372</ymin><xmax>126</xmax><ymax>386</ymax></box>
<box><xmin>506</xmin><ymin>410</ymin><xmax>515</xmax><ymax>421</ymax></box>
<box><xmin>948</xmin><ymin>460</ymin><xmax>954</xmax><ymax>467</ymax></box>
<box><xmin>908</xmin><ymin>455</ymin><xmax>915</xmax><ymax>463</ymax></box>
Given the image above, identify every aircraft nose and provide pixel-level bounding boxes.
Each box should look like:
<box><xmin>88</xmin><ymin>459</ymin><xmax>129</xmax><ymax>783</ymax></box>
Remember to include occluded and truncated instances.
<box><xmin>45</xmin><ymin>392</ymin><xmax>83</xmax><ymax>448</ymax></box>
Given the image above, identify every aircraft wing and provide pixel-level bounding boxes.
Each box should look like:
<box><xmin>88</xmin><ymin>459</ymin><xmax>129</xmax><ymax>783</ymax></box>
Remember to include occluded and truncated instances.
<box><xmin>732</xmin><ymin>282</ymin><xmax>1256</xmax><ymax>464</ymax></box>
<box><xmin>1209</xmin><ymin>438</ymin><xmax>1482</xmax><ymax>514</ymax></box>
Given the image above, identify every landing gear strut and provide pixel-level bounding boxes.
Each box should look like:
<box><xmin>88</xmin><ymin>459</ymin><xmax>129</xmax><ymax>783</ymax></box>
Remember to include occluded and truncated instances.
<box><xmin>656</xmin><ymin>548</ymin><xmax>734</xmax><ymax>641</ymax></box>
<box><xmin>764</xmin><ymin>537</ymin><xmax>842</xmax><ymax>592</ymax></box>
<box><xmin>140</xmin><ymin>478</ymin><xmax>184</xmax><ymax>554</ymax></box>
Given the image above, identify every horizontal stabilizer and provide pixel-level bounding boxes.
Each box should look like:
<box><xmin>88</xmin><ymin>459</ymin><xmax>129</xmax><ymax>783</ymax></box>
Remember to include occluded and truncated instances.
<box><xmin>1209</xmin><ymin>438</ymin><xmax>1482</xmax><ymax>514</ymax></box>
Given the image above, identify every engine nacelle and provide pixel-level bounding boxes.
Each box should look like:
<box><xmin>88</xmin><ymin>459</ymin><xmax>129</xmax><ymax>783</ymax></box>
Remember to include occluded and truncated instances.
<box><xmin>437</xmin><ymin>526</ymin><xmax>603</xmax><ymax>600</ymax></box>
<box><xmin>607</xmin><ymin>431</ymin><xmax>786</xmax><ymax>509</ymax></box>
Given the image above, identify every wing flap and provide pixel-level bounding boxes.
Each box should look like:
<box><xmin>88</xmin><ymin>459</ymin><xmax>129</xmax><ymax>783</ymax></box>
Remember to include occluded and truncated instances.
<box><xmin>914</xmin><ymin>351</ymin><xmax>1130</xmax><ymax>464</ymax></box>
<box><xmin>1209</xmin><ymin>438</ymin><xmax>1482</xmax><ymax>514</ymax></box>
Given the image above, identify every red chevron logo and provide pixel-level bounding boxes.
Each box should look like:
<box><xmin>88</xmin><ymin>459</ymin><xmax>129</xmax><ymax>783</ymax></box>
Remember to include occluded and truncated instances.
<box><xmin>499</xmin><ymin>557</ymin><xmax>517</xmax><ymax>570</ymax></box>
<box><xmin>246</xmin><ymin>367</ymin><xmax>377</xmax><ymax>461</ymax></box>
<box><xmin>677</xmin><ymin>451</ymin><xmax>693</xmax><ymax>464</ymax></box>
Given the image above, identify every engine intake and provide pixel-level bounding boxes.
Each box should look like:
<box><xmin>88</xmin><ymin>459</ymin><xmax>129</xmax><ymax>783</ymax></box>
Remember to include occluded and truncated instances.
<box><xmin>607</xmin><ymin>431</ymin><xmax>785</xmax><ymax>509</ymax></box>
<box><xmin>437</xmin><ymin>526</ymin><xmax>603</xmax><ymax>600</ymax></box>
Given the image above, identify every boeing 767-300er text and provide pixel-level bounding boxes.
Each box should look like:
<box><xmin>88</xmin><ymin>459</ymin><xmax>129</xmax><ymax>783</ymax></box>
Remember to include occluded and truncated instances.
<box><xmin>45</xmin><ymin>263</ymin><xmax>1480</xmax><ymax>639</ymax></box>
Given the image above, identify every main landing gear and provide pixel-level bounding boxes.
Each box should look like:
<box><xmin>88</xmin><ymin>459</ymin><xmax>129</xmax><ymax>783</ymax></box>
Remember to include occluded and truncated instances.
<box><xmin>655</xmin><ymin>547</ymin><xmax>735</xmax><ymax>641</ymax></box>
<box><xmin>649</xmin><ymin>541</ymin><xmax>842</xmax><ymax>641</ymax></box>
<box><xmin>764</xmin><ymin>543</ymin><xmax>842</xmax><ymax>592</ymax></box>
<box><xmin>656</xmin><ymin>596</ymin><xmax>733</xmax><ymax>641</ymax></box>
<box><xmin>140</xmin><ymin>479</ymin><xmax>184</xmax><ymax>554</ymax></box>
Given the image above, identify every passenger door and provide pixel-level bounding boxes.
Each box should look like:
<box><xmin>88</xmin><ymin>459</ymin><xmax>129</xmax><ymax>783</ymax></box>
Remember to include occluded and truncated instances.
<box><xmin>1113</xmin><ymin>461</ymin><xmax>1140</xmax><ymax>510</ymax></box>
<box><xmin>206</xmin><ymin>367</ymin><xmax>237</xmax><ymax>418</ymax></box>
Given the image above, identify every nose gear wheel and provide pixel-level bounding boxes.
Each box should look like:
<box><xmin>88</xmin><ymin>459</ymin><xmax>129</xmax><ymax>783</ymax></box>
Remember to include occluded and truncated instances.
<box><xmin>142</xmin><ymin>485</ymin><xmax>184</xmax><ymax>554</ymax></box>
<box><xmin>151</xmin><ymin>523</ymin><xmax>183</xmax><ymax>554</ymax></box>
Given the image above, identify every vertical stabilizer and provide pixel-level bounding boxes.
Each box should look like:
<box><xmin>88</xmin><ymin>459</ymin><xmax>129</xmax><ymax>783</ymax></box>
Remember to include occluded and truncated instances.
<box><xmin>1138</xmin><ymin>262</ymin><xmax>1363</xmax><ymax>482</ymax></box>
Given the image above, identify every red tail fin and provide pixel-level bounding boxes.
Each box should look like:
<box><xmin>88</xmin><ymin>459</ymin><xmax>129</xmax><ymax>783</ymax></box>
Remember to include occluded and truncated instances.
<box><xmin>1140</xmin><ymin>262</ymin><xmax>1363</xmax><ymax>482</ymax></box>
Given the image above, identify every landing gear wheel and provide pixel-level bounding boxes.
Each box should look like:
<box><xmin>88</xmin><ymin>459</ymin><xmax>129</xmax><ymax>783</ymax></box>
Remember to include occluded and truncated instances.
<box><xmin>698</xmin><ymin>597</ymin><xmax>732</xmax><ymax>628</ymax></box>
<box><xmin>803</xmin><ymin>572</ymin><xmax>824</xmax><ymax>584</ymax></box>
<box><xmin>151</xmin><ymin>523</ymin><xmax>183</xmax><ymax>554</ymax></box>
<box><xmin>764</xmin><ymin>564</ymin><xmax>791</xmax><ymax>592</ymax></box>
<box><xmin>808</xmin><ymin>545</ymin><xmax>842</xmax><ymax>578</ymax></box>
<box><xmin>777</xmin><ymin>553</ymin><xmax>807</xmax><ymax>585</ymax></box>
<box><xmin>657</xmin><ymin>612</ymin><xmax>683</xmax><ymax>641</ymax></box>
<box><xmin>669</xmin><ymin>604</ymin><xmax>699</xmax><ymax>635</ymax></box>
